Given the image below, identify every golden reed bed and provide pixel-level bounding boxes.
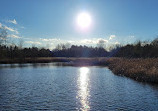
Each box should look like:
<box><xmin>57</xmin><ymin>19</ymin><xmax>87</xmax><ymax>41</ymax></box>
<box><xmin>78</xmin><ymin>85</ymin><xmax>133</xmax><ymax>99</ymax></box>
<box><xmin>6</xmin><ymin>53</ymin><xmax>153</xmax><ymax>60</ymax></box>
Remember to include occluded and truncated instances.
<box><xmin>104</xmin><ymin>58</ymin><xmax>158</xmax><ymax>83</ymax></box>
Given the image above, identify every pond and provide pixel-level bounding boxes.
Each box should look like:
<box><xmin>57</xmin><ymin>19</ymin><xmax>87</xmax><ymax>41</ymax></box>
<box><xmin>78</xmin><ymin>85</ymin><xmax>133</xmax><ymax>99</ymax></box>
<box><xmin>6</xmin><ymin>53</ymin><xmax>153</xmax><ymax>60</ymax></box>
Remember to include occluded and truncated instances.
<box><xmin>0</xmin><ymin>63</ymin><xmax>158</xmax><ymax>111</ymax></box>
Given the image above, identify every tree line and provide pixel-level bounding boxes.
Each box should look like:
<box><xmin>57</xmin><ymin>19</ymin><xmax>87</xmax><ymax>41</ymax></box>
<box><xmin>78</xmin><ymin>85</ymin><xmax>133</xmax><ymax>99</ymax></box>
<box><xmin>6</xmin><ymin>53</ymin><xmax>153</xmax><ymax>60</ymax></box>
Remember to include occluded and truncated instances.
<box><xmin>0</xmin><ymin>27</ymin><xmax>52</xmax><ymax>59</ymax></box>
<box><xmin>111</xmin><ymin>38</ymin><xmax>158</xmax><ymax>58</ymax></box>
<box><xmin>1</xmin><ymin>26</ymin><xmax>158</xmax><ymax>59</ymax></box>
<box><xmin>53</xmin><ymin>45</ymin><xmax>108</xmax><ymax>57</ymax></box>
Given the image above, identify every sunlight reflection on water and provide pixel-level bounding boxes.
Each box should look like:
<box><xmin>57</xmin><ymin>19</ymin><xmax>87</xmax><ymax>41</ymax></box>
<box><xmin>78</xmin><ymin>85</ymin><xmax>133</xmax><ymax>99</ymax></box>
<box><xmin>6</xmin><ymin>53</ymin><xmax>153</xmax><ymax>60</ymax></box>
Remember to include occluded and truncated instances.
<box><xmin>0</xmin><ymin>64</ymin><xmax>158</xmax><ymax>110</ymax></box>
<box><xmin>77</xmin><ymin>67</ymin><xmax>90</xmax><ymax>111</ymax></box>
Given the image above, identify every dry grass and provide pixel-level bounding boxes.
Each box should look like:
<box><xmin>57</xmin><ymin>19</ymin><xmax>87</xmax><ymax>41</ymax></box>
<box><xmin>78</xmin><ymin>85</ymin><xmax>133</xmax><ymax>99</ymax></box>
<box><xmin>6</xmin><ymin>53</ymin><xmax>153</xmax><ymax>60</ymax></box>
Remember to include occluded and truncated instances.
<box><xmin>103</xmin><ymin>58</ymin><xmax>158</xmax><ymax>83</ymax></box>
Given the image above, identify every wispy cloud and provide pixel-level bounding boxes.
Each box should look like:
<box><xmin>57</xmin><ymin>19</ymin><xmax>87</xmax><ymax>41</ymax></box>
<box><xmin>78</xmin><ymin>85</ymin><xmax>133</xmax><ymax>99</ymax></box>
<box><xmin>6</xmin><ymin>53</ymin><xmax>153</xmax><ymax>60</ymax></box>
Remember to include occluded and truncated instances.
<box><xmin>80</xmin><ymin>38</ymin><xmax>108</xmax><ymax>45</ymax></box>
<box><xmin>129</xmin><ymin>36</ymin><xmax>135</xmax><ymax>39</ymax></box>
<box><xmin>25</xmin><ymin>41</ymin><xmax>41</xmax><ymax>45</ymax></box>
<box><xmin>67</xmin><ymin>40</ymin><xmax>75</xmax><ymax>43</ymax></box>
<box><xmin>97</xmin><ymin>38</ymin><xmax>108</xmax><ymax>44</ymax></box>
<box><xmin>0</xmin><ymin>37</ymin><xmax>6</xmax><ymax>40</ymax></box>
<box><xmin>0</xmin><ymin>23</ymin><xmax>2</xmax><ymax>28</ymax></box>
<box><xmin>39</xmin><ymin>38</ymin><xmax>60</xmax><ymax>42</ymax></box>
<box><xmin>109</xmin><ymin>35</ymin><xmax>116</xmax><ymax>40</ymax></box>
<box><xmin>4</xmin><ymin>26</ymin><xmax>19</xmax><ymax>34</ymax></box>
<box><xmin>20</xmin><ymin>26</ymin><xmax>25</xmax><ymax>29</ymax></box>
<box><xmin>81</xmin><ymin>39</ymin><xmax>97</xmax><ymax>44</ymax></box>
<box><xmin>8</xmin><ymin>34</ymin><xmax>21</xmax><ymax>39</ymax></box>
<box><xmin>8</xmin><ymin>19</ymin><xmax>17</xmax><ymax>25</ymax></box>
<box><xmin>115</xmin><ymin>42</ymin><xmax>120</xmax><ymax>44</ymax></box>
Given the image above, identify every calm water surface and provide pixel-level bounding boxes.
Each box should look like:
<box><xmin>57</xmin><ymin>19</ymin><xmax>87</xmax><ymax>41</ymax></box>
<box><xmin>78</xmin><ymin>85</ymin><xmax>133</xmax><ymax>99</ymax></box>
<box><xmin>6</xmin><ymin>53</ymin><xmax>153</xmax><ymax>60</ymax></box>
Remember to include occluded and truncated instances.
<box><xmin>0</xmin><ymin>63</ymin><xmax>158</xmax><ymax>111</ymax></box>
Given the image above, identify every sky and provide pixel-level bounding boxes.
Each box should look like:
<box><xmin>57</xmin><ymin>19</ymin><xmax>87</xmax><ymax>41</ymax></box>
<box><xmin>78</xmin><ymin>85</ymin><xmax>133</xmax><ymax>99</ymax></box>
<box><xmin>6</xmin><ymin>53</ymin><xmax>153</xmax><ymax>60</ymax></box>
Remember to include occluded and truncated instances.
<box><xmin>0</xmin><ymin>0</ymin><xmax>158</xmax><ymax>49</ymax></box>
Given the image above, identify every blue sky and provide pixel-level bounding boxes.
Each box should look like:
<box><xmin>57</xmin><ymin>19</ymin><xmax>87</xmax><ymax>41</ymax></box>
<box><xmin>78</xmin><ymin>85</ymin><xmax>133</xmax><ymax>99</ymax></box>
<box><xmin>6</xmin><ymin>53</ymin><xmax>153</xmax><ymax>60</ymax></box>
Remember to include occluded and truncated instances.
<box><xmin>0</xmin><ymin>0</ymin><xmax>158</xmax><ymax>48</ymax></box>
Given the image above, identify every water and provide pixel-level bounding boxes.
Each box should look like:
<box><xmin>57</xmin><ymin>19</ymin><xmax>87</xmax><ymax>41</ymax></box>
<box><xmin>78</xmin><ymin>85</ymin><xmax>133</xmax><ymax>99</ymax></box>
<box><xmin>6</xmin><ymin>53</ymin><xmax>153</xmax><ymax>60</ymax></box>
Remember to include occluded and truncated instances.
<box><xmin>0</xmin><ymin>63</ymin><xmax>158</xmax><ymax>111</ymax></box>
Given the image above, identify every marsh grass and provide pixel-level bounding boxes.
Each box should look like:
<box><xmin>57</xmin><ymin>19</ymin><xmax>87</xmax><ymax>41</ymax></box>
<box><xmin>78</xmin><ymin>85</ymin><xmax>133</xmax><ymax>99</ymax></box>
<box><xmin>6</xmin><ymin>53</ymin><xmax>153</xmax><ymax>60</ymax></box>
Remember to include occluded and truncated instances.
<box><xmin>104</xmin><ymin>58</ymin><xmax>158</xmax><ymax>83</ymax></box>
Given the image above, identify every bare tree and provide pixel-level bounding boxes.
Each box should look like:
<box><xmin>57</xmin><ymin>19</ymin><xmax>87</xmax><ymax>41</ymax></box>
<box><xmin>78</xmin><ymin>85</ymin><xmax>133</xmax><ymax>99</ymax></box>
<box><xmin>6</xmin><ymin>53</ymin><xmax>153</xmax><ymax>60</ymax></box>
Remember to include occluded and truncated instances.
<box><xmin>18</xmin><ymin>39</ymin><xmax>24</xmax><ymax>49</ymax></box>
<box><xmin>65</xmin><ymin>43</ymin><xmax>71</xmax><ymax>49</ymax></box>
<box><xmin>46</xmin><ymin>43</ymin><xmax>50</xmax><ymax>49</ymax></box>
<box><xmin>0</xmin><ymin>26</ymin><xmax>7</xmax><ymax>45</ymax></box>
<box><xmin>97</xmin><ymin>39</ymin><xmax>106</xmax><ymax>48</ymax></box>
<box><xmin>55</xmin><ymin>43</ymin><xmax>71</xmax><ymax>51</ymax></box>
<box><xmin>55</xmin><ymin>44</ymin><xmax>62</xmax><ymax>50</ymax></box>
<box><xmin>151</xmin><ymin>37</ymin><xmax>158</xmax><ymax>46</ymax></box>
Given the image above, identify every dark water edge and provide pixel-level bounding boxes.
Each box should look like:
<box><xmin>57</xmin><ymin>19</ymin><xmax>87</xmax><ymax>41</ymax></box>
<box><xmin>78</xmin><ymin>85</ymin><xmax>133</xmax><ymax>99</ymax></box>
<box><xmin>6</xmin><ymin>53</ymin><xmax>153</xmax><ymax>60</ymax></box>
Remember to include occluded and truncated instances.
<box><xmin>0</xmin><ymin>62</ymin><xmax>157</xmax><ymax>85</ymax></box>
<box><xmin>0</xmin><ymin>57</ymin><xmax>71</xmax><ymax>64</ymax></box>
<box><xmin>1</xmin><ymin>58</ymin><xmax>158</xmax><ymax>84</ymax></box>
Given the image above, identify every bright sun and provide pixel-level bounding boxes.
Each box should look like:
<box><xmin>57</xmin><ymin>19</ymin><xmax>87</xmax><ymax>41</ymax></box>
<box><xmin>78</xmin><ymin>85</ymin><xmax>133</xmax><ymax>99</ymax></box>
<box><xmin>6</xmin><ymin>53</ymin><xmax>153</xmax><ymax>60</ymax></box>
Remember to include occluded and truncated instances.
<box><xmin>76</xmin><ymin>12</ymin><xmax>92</xmax><ymax>29</ymax></box>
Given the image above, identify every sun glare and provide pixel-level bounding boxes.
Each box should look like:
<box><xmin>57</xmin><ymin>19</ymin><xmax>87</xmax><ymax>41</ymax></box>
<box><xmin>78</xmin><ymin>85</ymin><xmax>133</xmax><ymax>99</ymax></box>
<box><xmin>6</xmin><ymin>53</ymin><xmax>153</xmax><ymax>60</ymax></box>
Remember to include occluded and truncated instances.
<box><xmin>76</xmin><ymin>12</ymin><xmax>92</xmax><ymax>30</ymax></box>
<box><xmin>80</xmin><ymin>67</ymin><xmax>89</xmax><ymax>74</ymax></box>
<box><xmin>78</xmin><ymin>67</ymin><xmax>90</xmax><ymax>110</ymax></box>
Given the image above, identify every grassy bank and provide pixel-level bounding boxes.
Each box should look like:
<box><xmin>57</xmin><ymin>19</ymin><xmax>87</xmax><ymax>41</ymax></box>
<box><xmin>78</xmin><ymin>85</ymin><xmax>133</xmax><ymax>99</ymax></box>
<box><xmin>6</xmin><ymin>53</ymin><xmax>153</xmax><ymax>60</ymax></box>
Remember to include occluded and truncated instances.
<box><xmin>0</xmin><ymin>57</ymin><xmax>158</xmax><ymax>83</ymax></box>
<box><xmin>104</xmin><ymin>58</ymin><xmax>158</xmax><ymax>83</ymax></box>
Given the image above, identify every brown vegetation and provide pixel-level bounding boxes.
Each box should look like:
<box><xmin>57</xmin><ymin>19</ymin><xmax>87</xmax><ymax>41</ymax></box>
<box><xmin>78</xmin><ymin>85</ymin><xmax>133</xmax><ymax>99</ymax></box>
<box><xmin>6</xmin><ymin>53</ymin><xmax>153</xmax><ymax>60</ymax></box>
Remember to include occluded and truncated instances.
<box><xmin>104</xmin><ymin>58</ymin><xmax>158</xmax><ymax>83</ymax></box>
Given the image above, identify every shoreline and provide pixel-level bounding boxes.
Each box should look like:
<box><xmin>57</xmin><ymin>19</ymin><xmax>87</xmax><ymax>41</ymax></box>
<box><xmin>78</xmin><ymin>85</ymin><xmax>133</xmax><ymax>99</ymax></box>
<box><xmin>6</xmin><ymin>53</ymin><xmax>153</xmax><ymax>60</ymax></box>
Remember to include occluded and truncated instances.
<box><xmin>0</xmin><ymin>57</ymin><xmax>158</xmax><ymax>84</ymax></box>
<box><xmin>105</xmin><ymin>58</ymin><xmax>158</xmax><ymax>84</ymax></box>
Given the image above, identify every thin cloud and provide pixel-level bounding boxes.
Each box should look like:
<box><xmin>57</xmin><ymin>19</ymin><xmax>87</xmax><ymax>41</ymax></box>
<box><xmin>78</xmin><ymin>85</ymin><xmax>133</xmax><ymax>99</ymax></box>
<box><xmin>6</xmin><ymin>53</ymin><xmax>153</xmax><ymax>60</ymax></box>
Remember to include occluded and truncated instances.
<box><xmin>20</xmin><ymin>26</ymin><xmax>25</xmax><ymax>29</ymax></box>
<box><xmin>8</xmin><ymin>19</ymin><xmax>17</xmax><ymax>25</ymax></box>
<box><xmin>109</xmin><ymin>35</ymin><xmax>116</xmax><ymax>40</ymax></box>
<box><xmin>81</xmin><ymin>39</ymin><xmax>97</xmax><ymax>44</ymax></box>
<box><xmin>115</xmin><ymin>42</ymin><xmax>120</xmax><ymax>44</ymax></box>
<box><xmin>8</xmin><ymin>34</ymin><xmax>21</xmax><ymax>39</ymax></box>
<box><xmin>40</xmin><ymin>38</ymin><xmax>60</xmax><ymax>42</ymax></box>
<box><xmin>129</xmin><ymin>36</ymin><xmax>135</xmax><ymax>39</ymax></box>
<box><xmin>25</xmin><ymin>41</ymin><xmax>41</xmax><ymax>45</ymax></box>
<box><xmin>0</xmin><ymin>37</ymin><xmax>6</xmax><ymax>40</ymax></box>
<box><xmin>0</xmin><ymin>23</ymin><xmax>2</xmax><ymax>28</ymax></box>
<box><xmin>80</xmin><ymin>38</ymin><xmax>108</xmax><ymax>45</ymax></box>
<box><xmin>97</xmin><ymin>38</ymin><xmax>108</xmax><ymax>44</ymax></box>
<box><xmin>4</xmin><ymin>26</ymin><xmax>19</xmax><ymax>34</ymax></box>
<box><xmin>68</xmin><ymin>40</ymin><xmax>75</xmax><ymax>43</ymax></box>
